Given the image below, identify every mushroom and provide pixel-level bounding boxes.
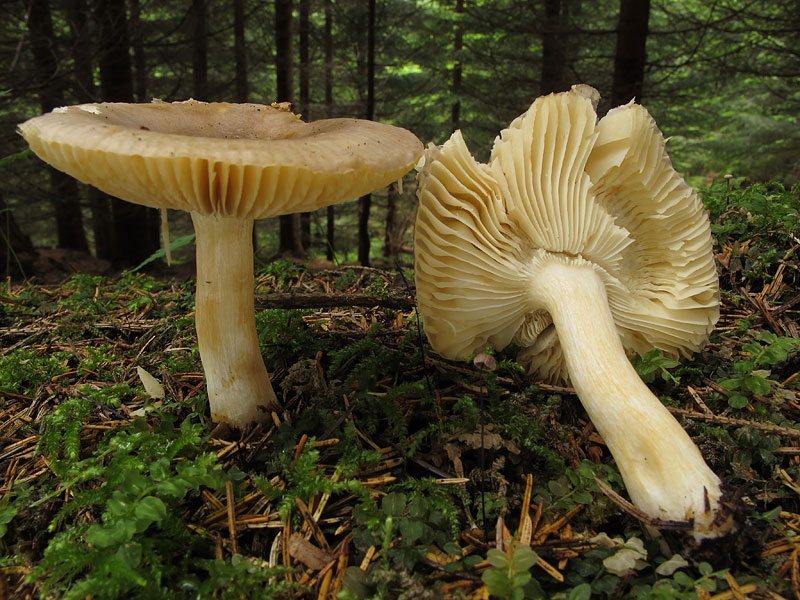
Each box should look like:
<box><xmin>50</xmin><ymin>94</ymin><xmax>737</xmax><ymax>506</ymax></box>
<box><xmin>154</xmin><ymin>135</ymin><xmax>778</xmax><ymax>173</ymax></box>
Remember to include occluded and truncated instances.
<box><xmin>414</xmin><ymin>86</ymin><xmax>731</xmax><ymax>539</ymax></box>
<box><xmin>20</xmin><ymin>100</ymin><xmax>422</xmax><ymax>426</ymax></box>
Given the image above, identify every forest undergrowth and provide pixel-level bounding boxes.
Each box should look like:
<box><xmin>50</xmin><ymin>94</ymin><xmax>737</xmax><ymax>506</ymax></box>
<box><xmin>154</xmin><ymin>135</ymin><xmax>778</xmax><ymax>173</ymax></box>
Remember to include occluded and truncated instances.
<box><xmin>1</xmin><ymin>180</ymin><xmax>800</xmax><ymax>599</ymax></box>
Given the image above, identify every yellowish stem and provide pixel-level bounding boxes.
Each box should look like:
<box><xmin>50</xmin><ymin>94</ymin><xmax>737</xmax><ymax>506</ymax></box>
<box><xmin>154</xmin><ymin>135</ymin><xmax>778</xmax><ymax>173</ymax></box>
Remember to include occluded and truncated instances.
<box><xmin>528</xmin><ymin>259</ymin><xmax>730</xmax><ymax>539</ymax></box>
<box><xmin>161</xmin><ymin>208</ymin><xmax>172</xmax><ymax>266</ymax></box>
<box><xmin>191</xmin><ymin>212</ymin><xmax>278</xmax><ymax>425</ymax></box>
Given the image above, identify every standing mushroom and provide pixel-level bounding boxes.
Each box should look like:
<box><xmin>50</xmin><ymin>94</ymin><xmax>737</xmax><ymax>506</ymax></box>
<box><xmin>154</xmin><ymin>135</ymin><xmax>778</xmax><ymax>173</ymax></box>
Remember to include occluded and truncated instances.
<box><xmin>20</xmin><ymin>100</ymin><xmax>422</xmax><ymax>426</ymax></box>
<box><xmin>414</xmin><ymin>86</ymin><xmax>731</xmax><ymax>539</ymax></box>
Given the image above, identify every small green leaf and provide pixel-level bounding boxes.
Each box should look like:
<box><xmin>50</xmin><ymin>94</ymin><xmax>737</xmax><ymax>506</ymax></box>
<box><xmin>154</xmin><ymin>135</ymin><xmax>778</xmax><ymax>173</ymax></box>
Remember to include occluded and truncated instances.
<box><xmin>120</xmin><ymin>469</ymin><xmax>149</xmax><ymax>495</ymax></box>
<box><xmin>743</xmin><ymin>374</ymin><xmax>771</xmax><ymax>395</ymax></box>
<box><xmin>133</xmin><ymin>495</ymin><xmax>167</xmax><ymax>527</ymax></box>
<box><xmin>442</xmin><ymin>560</ymin><xmax>462</xmax><ymax>573</ymax></box>
<box><xmin>511</xmin><ymin>571</ymin><xmax>532</xmax><ymax>588</ymax></box>
<box><xmin>382</xmin><ymin>492</ymin><xmax>406</xmax><ymax>518</ymax></box>
<box><xmin>756</xmin><ymin>331</ymin><xmax>777</xmax><ymax>345</ymax></box>
<box><xmin>698</xmin><ymin>561</ymin><xmax>714</xmax><ymax>576</ymax></box>
<box><xmin>548</xmin><ymin>479</ymin><xmax>569</xmax><ymax>497</ymax></box>
<box><xmin>567</xmin><ymin>583</ymin><xmax>592</xmax><ymax>600</ymax></box>
<box><xmin>511</xmin><ymin>545</ymin><xmax>539</xmax><ymax>571</ymax></box>
<box><xmin>442</xmin><ymin>541</ymin><xmax>462</xmax><ymax>555</ymax></box>
<box><xmin>407</xmin><ymin>497</ymin><xmax>427</xmax><ymax>519</ymax></box>
<box><xmin>742</xmin><ymin>342</ymin><xmax>764</xmax><ymax>356</ymax></box>
<box><xmin>115</xmin><ymin>542</ymin><xmax>143</xmax><ymax>569</ymax></box>
<box><xmin>86</xmin><ymin>520</ymin><xmax>136</xmax><ymax>547</ymax></box>
<box><xmin>85</xmin><ymin>523</ymin><xmax>114</xmax><ymax>547</ymax></box>
<box><xmin>399</xmin><ymin>518</ymin><xmax>425</xmax><ymax>545</ymax></box>
<box><xmin>728</xmin><ymin>393</ymin><xmax>749</xmax><ymax>409</ymax></box>
<box><xmin>340</xmin><ymin>566</ymin><xmax>371</xmax><ymax>597</ymax></box>
<box><xmin>149</xmin><ymin>457</ymin><xmax>171</xmax><ymax>480</ymax></box>
<box><xmin>486</xmin><ymin>548</ymin><xmax>509</xmax><ymax>569</ymax></box>
<box><xmin>718</xmin><ymin>377</ymin><xmax>742</xmax><ymax>391</ymax></box>
<box><xmin>672</xmin><ymin>570</ymin><xmax>695</xmax><ymax>588</ymax></box>
<box><xmin>463</xmin><ymin>554</ymin><xmax>484</xmax><ymax>569</ymax></box>
<box><xmin>758</xmin><ymin>505</ymin><xmax>783</xmax><ymax>521</ymax></box>
<box><xmin>510</xmin><ymin>588</ymin><xmax>525</xmax><ymax>600</ymax></box>
<box><xmin>482</xmin><ymin>567</ymin><xmax>511</xmax><ymax>596</ymax></box>
<box><xmin>106</xmin><ymin>494</ymin><xmax>131</xmax><ymax>518</ymax></box>
<box><xmin>156</xmin><ymin>478</ymin><xmax>193</xmax><ymax>499</ymax></box>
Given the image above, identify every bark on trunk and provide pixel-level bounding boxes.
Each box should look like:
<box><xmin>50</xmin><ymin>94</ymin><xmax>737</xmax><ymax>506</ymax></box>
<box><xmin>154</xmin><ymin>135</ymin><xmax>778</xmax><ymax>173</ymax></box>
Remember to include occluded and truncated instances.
<box><xmin>383</xmin><ymin>181</ymin><xmax>398</xmax><ymax>259</ymax></box>
<box><xmin>67</xmin><ymin>0</ymin><xmax>116</xmax><ymax>260</ymax></box>
<box><xmin>324</xmin><ymin>0</ymin><xmax>335</xmax><ymax>261</ymax></box>
<box><xmin>0</xmin><ymin>189</ymin><xmax>36</xmax><ymax>279</ymax></box>
<box><xmin>28</xmin><ymin>0</ymin><xmax>89</xmax><ymax>253</ymax></box>
<box><xmin>129</xmin><ymin>0</ymin><xmax>147</xmax><ymax>101</ymax></box>
<box><xmin>275</xmin><ymin>0</ymin><xmax>305</xmax><ymax>258</ymax></box>
<box><xmin>357</xmin><ymin>0</ymin><xmax>376</xmax><ymax>266</ymax></box>
<box><xmin>611</xmin><ymin>0</ymin><xmax>651</xmax><ymax>106</ymax></box>
<box><xmin>540</xmin><ymin>0</ymin><xmax>569</xmax><ymax>95</ymax></box>
<box><xmin>192</xmin><ymin>0</ymin><xmax>209</xmax><ymax>100</ymax></box>
<box><xmin>233</xmin><ymin>0</ymin><xmax>248</xmax><ymax>102</ymax></box>
<box><xmin>96</xmin><ymin>0</ymin><xmax>159</xmax><ymax>266</ymax></box>
<box><xmin>298</xmin><ymin>0</ymin><xmax>312</xmax><ymax>250</ymax></box>
<box><xmin>275</xmin><ymin>0</ymin><xmax>294</xmax><ymax>103</ymax></box>
<box><xmin>451</xmin><ymin>0</ymin><xmax>463</xmax><ymax>131</ymax></box>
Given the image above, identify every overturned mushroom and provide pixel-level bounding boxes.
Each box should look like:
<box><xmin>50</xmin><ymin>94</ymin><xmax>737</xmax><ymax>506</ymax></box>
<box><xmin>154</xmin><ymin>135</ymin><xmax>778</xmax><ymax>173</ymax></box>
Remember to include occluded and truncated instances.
<box><xmin>20</xmin><ymin>100</ymin><xmax>422</xmax><ymax>426</ymax></box>
<box><xmin>414</xmin><ymin>87</ymin><xmax>731</xmax><ymax>539</ymax></box>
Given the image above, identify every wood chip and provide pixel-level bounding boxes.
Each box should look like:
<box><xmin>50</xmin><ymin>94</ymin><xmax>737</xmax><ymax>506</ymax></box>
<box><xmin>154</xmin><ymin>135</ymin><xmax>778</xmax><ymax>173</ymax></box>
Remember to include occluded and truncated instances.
<box><xmin>288</xmin><ymin>533</ymin><xmax>334</xmax><ymax>571</ymax></box>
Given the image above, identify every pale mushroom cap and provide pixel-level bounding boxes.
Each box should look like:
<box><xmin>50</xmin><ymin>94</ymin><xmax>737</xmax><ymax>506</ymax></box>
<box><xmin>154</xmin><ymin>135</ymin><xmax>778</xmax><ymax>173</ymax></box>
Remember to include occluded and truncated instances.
<box><xmin>414</xmin><ymin>88</ymin><xmax>719</xmax><ymax>382</ymax></box>
<box><xmin>19</xmin><ymin>100</ymin><xmax>423</xmax><ymax>219</ymax></box>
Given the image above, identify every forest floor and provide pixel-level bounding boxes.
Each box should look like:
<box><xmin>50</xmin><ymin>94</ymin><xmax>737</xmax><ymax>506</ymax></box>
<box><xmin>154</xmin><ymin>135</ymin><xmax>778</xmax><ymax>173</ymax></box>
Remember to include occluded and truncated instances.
<box><xmin>1</xmin><ymin>181</ymin><xmax>800</xmax><ymax>599</ymax></box>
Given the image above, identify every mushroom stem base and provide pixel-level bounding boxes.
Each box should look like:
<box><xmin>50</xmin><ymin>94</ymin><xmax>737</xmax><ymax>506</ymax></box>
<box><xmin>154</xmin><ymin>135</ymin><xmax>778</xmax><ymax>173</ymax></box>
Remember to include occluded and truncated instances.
<box><xmin>528</xmin><ymin>258</ymin><xmax>730</xmax><ymax>539</ymax></box>
<box><xmin>192</xmin><ymin>213</ymin><xmax>278</xmax><ymax>425</ymax></box>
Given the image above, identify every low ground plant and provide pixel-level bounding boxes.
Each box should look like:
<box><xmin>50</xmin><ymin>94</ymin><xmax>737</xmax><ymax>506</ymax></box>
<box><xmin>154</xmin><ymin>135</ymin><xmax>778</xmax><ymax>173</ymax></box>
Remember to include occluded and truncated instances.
<box><xmin>0</xmin><ymin>181</ymin><xmax>798</xmax><ymax>598</ymax></box>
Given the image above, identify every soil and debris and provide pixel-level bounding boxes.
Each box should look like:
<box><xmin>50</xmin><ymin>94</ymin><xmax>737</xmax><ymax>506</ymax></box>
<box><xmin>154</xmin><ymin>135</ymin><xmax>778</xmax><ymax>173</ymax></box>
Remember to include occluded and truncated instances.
<box><xmin>1</xmin><ymin>239</ymin><xmax>799</xmax><ymax>599</ymax></box>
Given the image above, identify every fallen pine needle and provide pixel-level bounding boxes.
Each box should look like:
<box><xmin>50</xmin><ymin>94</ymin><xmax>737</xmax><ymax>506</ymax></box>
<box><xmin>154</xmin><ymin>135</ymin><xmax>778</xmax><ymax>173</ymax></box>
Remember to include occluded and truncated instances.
<box><xmin>225</xmin><ymin>480</ymin><xmax>238</xmax><ymax>555</ymax></box>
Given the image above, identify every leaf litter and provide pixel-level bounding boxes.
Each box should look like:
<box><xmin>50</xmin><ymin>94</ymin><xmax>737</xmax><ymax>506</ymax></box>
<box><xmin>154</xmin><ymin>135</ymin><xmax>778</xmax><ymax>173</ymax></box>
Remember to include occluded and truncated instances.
<box><xmin>1</xmin><ymin>186</ymin><xmax>800</xmax><ymax>598</ymax></box>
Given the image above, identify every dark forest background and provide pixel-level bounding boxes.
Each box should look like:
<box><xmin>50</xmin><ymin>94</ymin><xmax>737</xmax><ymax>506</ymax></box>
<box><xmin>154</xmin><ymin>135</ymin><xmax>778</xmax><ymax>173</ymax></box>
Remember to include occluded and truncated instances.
<box><xmin>1</xmin><ymin>0</ymin><xmax>798</xmax><ymax>277</ymax></box>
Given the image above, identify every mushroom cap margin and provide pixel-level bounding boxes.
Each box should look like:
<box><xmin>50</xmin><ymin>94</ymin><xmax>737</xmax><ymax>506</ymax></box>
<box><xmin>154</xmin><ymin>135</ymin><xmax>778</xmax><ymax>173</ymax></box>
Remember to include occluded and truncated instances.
<box><xmin>19</xmin><ymin>100</ymin><xmax>423</xmax><ymax>219</ymax></box>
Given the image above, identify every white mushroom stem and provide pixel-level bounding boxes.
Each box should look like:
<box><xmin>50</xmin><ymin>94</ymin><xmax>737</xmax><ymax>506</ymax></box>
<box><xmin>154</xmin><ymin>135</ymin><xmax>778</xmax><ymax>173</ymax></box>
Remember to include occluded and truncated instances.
<box><xmin>528</xmin><ymin>259</ymin><xmax>729</xmax><ymax>539</ymax></box>
<box><xmin>191</xmin><ymin>212</ymin><xmax>278</xmax><ymax>425</ymax></box>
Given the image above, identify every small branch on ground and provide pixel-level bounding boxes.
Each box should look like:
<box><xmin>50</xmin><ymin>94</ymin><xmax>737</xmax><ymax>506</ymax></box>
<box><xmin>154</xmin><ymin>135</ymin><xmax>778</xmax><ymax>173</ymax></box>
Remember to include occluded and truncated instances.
<box><xmin>255</xmin><ymin>293</ymin><xmax>414</xmax><ymax>310</ymax></box>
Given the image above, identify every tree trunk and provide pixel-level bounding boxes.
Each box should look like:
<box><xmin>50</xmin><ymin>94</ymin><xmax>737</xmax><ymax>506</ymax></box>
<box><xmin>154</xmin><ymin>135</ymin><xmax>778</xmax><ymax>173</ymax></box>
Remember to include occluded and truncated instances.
<box><xmin>233</xmin><ymin>0</ymin><xmax>248</xmax><ymax>102</ymax></box>
<box><xmin>611</xmin><ymin>0</ymin><xmax>650</xmax><ymax>107</ymax></box>
<box><xmin>192</xmin><ymin>0</ymin><xmax>209</xmax><ymax>100</ymax></box>
<box><xmin>275</xmin><ymin>0</ymin><xmax>305</xmax><ymax>259</ymax></box>
<box><xmin>66</xmin><ymin>0</ymin><xmax>97</xmax><ymax>103</ymax></box>
<box><xmin>298</xmin><ymin>0</ymin><xmax>310</xmax><ymax>118</ymax></box>
<box><xmin>383</xmin><ymin>181</ymin><xmax>399</xmax><ymax>259</ymax></box>
<box><xmin>66</xmin><ymin>0</ymin><xmax>115</xmax><ymax>260</ymax></box>
<box><xmin>540</xmin><ymin>0</ymin><xmax>569</xmax><ymax>95</ymax></box>
<box><xmin>357</xmin><ymin>0</ymin><xmax>376</xmax><ymax>266</ymax></box>
<box><xmin>451</xmin><ymin>0</ymin><xmax>463</xmax><ymax>131</ymax></box>
<box><xmin>233</xmin><ymin>0</ymin><xmax>254</xmax><ymax>252</ymax></box>
<box><xmin>0</xmin><ymin>189</ymin><xmax>36</xmax><ymax>279</ymax></box>
<box><xmin>324</xmin><ymin>0</ymin><xmax>335</xmax><ymax>261</ymax></box>
<box><xmin>275</xmin><ymin>0</ymin><xmax>294</xmax><ymax>104</ymax></box>
<box><xmin>96</xmin><ymin>0</ymin><xmax>159</xmax><ymax>267</ymax></box>
<box><xmin>96</xmin><ymin>0</ymin><xmax>135</xmax><ymax>102</ymax></box>
<box><xmin>28</xmin><ymin>0</ymin><xmax>90</xmax><ymax>253</ymax></box>
<box><xmin>129</xmin><ymin>0</ymin><xmax>147</xmax><ymax>101</ymax></box>
<box><xmin>298</xmin><ymin>0</ymin><xmax>311</xmax><ymax>250</ymax></box>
